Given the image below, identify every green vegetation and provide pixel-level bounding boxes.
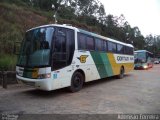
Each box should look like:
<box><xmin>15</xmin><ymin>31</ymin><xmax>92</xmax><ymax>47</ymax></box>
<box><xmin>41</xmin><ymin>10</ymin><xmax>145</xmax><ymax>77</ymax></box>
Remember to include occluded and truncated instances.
<box><xmin>0</xmin><ymin>0</ymin><xmax>160</xmax><ymax>71</ymax></box>
<box><xmin>0</xmin><ymin>54</ymin><xmax>17</xmax><ymax>71</ymax></box>
<box><xmin>0</xmin><ymin>2</ymin><xmax>49</xmax><ymax>70</ymax></box>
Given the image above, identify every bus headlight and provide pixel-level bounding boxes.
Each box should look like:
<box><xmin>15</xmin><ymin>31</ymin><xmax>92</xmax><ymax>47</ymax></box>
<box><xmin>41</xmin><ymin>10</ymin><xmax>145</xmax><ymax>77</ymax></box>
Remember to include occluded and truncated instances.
<box><xmin>38</xmin><ymin>73</ymin><xmax>51</xmax><ymax>79</ymax></box>
<box><xmin>143</xmin><ymin>65</ymin><xmax>148</xmax><ymax>69</ymax></box>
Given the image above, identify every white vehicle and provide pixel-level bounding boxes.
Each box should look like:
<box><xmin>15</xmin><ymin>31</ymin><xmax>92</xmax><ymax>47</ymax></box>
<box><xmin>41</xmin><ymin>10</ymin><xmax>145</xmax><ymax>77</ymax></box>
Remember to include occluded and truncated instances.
<box><xmin>154</xmin><ymin>59</ymin><xmax>159</xmax><ymax>64</ymax></box>
<box><xmin>16</xmin><ymin>24</ymin><xmax>134</xmax><ymax>92</ymax></box>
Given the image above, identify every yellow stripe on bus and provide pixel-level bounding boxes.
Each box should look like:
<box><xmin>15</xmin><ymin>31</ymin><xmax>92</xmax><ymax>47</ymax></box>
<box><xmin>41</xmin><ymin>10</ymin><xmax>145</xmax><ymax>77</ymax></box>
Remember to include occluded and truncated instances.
<box><xmin>107</xmin><ymin>53</ymin><xmax>134</xmax><ymax>75</ymax></box>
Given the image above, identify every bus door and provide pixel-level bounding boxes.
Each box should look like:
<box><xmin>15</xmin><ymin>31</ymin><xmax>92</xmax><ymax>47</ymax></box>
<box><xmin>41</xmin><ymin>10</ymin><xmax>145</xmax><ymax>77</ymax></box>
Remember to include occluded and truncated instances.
<box><xmin>52</xmin><ymin>27</ymin><xmax>75</xmax><ymax>71</ymax></box>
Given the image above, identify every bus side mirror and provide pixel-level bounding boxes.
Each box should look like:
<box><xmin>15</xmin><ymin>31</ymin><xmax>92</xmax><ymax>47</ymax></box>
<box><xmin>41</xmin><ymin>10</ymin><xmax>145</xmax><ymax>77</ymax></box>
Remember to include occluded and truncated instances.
<box><xmin>14</xmin><ymin>41</ymin><xmax>21</xmax><ymax>55</ymax></box>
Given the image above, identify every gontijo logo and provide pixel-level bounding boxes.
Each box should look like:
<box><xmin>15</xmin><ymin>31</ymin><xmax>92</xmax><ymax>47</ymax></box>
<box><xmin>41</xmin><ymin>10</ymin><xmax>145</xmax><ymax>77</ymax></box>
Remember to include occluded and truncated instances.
<box><xmin>77</xmin><ymin>55</ymin><xmax>88</xmax><ymax>63</ymax></box>
<box><xmin>117</xmin><ymin>56</ymin><xmax>134</xmax><ymax>61</ymax></box>
<box><xmin>114</xmin><ymin>54</ymin><xmax>134</xmax><ymax>63</ymax></box>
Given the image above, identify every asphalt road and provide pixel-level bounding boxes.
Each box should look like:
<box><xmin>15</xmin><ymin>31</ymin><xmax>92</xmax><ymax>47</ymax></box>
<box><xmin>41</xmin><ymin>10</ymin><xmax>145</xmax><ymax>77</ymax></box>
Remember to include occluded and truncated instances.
<box><xmin>0</xmin><ymin>65</ymin><xmax>160</xmax><ymax>114</ymax></box>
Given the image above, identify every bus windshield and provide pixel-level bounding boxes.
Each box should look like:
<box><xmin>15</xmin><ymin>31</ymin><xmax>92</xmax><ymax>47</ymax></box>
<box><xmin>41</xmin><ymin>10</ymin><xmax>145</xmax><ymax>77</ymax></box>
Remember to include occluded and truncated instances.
<box><xmin>17</xmin><ymin>27</ymin><xmax>54</xmax><ymax>67</ymax></box>
<box><xmin>134</xmin><ymin>52</ymin><xmax>146</xmax><ymax>63</ymax></box>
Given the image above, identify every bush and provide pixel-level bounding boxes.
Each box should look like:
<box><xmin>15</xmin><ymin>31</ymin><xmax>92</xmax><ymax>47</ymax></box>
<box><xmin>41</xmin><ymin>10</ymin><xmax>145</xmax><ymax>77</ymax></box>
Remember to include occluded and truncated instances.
<box><xmin>0</xmin><ymin>54</ymin><xmax>17</xmax><ymax>71</ymax></box>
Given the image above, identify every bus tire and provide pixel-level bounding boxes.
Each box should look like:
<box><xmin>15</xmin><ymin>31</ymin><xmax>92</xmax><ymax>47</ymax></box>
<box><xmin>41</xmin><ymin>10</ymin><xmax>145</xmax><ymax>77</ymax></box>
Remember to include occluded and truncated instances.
<box><xmin>117</xmin><ymin>67</ymin><xmax>124</xmax><ymax>79</ymax></box>
<box><xmin>69</xmin><ymin>72</ymin><xmax>84</xmax><ymax>92</ymax></box>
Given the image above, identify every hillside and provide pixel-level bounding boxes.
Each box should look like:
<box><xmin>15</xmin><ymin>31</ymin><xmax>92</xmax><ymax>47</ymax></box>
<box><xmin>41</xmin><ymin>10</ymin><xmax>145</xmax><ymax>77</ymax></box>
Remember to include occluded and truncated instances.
<box><xmin>0</xmin><ymin>3</ymin><xmax>51</xmax><ymax>70</ymax></box>
<box><xmin>0</xmin><ymin>3</ymin><xmax>50</xmax><ymax>53</ymax></box>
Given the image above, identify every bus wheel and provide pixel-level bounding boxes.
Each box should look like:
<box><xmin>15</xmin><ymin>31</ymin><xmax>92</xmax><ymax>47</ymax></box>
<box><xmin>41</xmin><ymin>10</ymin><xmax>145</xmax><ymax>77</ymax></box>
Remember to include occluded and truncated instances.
<box><xmin>69</xmin><ymin>72</ymin><xmax>84</xmax><ymax>92</ymax></box>
<box><xmin>117</xmin><ymin>67</ymin><xmax>124</xmax><ymax>79</ymax></box>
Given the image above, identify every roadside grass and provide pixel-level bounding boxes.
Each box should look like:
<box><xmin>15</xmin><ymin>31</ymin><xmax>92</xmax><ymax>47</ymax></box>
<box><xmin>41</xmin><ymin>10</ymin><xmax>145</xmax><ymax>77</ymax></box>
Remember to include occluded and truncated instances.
<box><xmin>0</xmin><ymin>54</ymin><xmax>17</xmax><ymax>71</ymax></box>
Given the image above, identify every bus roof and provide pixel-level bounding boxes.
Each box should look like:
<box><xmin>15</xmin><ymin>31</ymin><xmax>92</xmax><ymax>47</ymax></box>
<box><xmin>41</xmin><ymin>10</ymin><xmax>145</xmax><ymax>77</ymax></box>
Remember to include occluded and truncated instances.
<box><xmin>134</xmin><ymin>50</ymin><xmax>153</xmax><ymax>54</ymax></box>
<box><xmin>27</xmin><ymin>24</ymin><xmax>133</xmax><ymax>48</ymax></box>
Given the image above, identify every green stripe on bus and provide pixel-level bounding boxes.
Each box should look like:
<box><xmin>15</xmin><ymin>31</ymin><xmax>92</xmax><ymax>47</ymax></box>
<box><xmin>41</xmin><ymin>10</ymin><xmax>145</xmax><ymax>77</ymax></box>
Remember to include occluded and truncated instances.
<box><xmin>90</xmin><ymin>52</ymin><xmax>113</xmax><ymax>78</ymax></box>
<box><xmin>100</xmin><ymin>53</ymin><xmax>113</xmax><ymax>77</ymax></box>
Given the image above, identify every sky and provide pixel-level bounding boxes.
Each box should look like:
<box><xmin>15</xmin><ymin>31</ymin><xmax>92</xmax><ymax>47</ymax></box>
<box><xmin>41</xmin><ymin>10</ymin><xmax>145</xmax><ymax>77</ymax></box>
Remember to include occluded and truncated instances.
<box><xmin>99</xmin><ymin>0</ymin><xmax>160</xmax><ymax>36</ymax></box>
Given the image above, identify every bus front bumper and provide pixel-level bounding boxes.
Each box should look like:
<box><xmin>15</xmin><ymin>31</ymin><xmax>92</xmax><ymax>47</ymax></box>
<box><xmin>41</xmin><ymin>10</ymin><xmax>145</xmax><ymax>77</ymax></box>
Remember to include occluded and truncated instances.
<box><xmin>16</xmin><ymin>75</ymin><xmax>52</xmax><ymax>91</ymax></box>
<box><xmin>134</xmin><ymin>64</ymin><xmax>148</xmax><ymax>70</ymax></box>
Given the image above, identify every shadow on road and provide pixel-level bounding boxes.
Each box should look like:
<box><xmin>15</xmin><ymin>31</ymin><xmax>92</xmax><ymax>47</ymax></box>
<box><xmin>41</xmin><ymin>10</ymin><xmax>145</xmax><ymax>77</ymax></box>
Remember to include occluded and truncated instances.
<box><xmin>21</xmin><ymin>87</ymin><xmax>69</xmax><ymax>98</ymax></box>
<box><xmin>83</xmin><ymin>74</ymin><xmax>132</xmax><ymax>88</ymax></box>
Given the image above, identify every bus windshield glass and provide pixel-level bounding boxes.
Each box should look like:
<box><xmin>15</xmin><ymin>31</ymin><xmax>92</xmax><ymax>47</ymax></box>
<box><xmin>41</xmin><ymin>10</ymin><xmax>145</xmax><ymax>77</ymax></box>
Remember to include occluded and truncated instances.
<box><xmin>17</xmin><ymin>27</ymin><xmax>54</xmax><ymax>67</ymax></box>
<box><xmin>134</xmin><ymin>52</ymin><xmax>146</xmax><ymax>63</ymax></box>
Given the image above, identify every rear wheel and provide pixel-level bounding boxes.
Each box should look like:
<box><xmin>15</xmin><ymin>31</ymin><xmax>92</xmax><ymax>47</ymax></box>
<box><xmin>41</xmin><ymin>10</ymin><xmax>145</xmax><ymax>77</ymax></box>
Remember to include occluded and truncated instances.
<box><xmin>69</xmin><ymin>72</ymin><xmax>84</xmax><ymax>92</ymax></box>
<box><xmin>117</xmin><ymin>67</ymin><xmax>124</xmax><ymax>79</ymax></box>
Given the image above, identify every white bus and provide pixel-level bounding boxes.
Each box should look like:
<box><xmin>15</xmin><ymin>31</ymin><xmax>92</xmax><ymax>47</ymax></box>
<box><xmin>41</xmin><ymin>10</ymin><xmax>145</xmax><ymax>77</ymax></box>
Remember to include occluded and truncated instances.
<box><xmin>16</xmin><ymin>24</ymin><xmax>134</xmax><ymax>92</ymax></box>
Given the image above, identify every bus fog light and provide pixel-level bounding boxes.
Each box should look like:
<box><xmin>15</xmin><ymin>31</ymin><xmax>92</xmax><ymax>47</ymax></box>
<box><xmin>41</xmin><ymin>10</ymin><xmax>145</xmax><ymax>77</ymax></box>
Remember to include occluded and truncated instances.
<box><xmin>38</xmin><ymin>73</ymin><xmax>51</xmax><ymax>79</ymax></box>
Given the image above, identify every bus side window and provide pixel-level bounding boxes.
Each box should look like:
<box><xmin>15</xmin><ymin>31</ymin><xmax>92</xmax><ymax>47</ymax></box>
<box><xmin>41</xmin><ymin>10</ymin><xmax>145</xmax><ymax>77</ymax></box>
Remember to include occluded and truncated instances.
<box><xmin>78</xmin><ymin>33</ymin><xmax>86</xmax><ymax>50</ymax></box>
<box><xmin>117</xmin><ymin>44</ymin><xmax>124</xmax><ymax>54</ymax></box>
<box><xmin>125</xmin><ymin>46</ymin><xmax>129</xmax><ymax>55</ymax></box>
<box><xmin>101</xmin><ymin>40</ymin><xmax>106</xmax><ymax>52</ymax></box>
<box><xmin>52</xmin><ymin>27</ymin><xmax>67</xmax><ymax>70</ymax></box>
<box><xmin>66</xmin><ymin>29</ymin><xmax>75</xmax><ymax>65</ymax></box>
<box><xmin>130</xmin><ymin>47</ymin><xmax>134</xmax><ymax>55</ymax></box>
<box><xmin>95</xmin><ymin>38</ymin><xmax>103</xmax><ymax>51</ymax></box>
<box><xmin>55</xmin><ymin>28</ymin><xmax>66</xmax><ymax>53</ymax></box>
<box><xmin>108</xmin><ymin>41</ymin><xmax>116</xmax><ymax>53</ymax></box>
<box><xmin>125</xmin><ymin>46</ymin><xmax>133</xmax><ymax>55</ymax></box>
<box><xmin>86</xmin><ymin>36</ymin><xmax>95</xmax><ymax>51</ymax></box>
<box><xmin>105</xmin><ymin>41</ymin><xmax>108</xmax><ymax>52</ymax></box>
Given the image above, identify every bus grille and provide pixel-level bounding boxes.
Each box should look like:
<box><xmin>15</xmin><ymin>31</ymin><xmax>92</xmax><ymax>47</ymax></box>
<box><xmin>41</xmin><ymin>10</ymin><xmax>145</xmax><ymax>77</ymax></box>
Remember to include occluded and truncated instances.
<box><xmin>21</xmin><ymin>81</ymin><xmax>35</xmax><ymax>86</ymax></box>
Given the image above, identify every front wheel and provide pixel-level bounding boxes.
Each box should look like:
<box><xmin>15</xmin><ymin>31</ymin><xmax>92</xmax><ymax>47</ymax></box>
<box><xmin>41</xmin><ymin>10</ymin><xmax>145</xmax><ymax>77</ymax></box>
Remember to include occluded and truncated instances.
<box><xmin>117</xmin><ymin>67</ymin><xmax>124</xmax><ymax>79</ymax></box>
<box><xmin>69</xmin><ymin>72</ymin><xmax>84</xmax><ymax>92</ymax></box>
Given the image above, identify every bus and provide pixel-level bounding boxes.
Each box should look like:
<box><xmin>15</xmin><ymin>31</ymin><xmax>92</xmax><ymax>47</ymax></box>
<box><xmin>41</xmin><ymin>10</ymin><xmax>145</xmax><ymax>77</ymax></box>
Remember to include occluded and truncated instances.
<box><xmin>16</xmin><ymin>24</ymin><xmax>134</xmax><ymax>92</ymax></box>
<box><xmin>134</xmin><ymin>50</ymin><xmax>154</xmax><ymax>69</ymax></box>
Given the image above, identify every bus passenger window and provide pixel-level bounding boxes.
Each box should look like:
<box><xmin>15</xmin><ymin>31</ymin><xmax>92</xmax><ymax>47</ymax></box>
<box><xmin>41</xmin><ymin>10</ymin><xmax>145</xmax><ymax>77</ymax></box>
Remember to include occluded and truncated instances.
<box><xmin>78</xmin><ymin>33</ymin><xmax>86</xmax><ymax>50</ymax></box>
<box><xmin>55</xmin><ymin>28</ymin><xmax>66</xmax><ymax>52</ymax></box>
<box><xmin>117</xmin><ymin>44</ymin><xmax>124</xmax><ymax>54</ymax></box>
<box><xmin>95</xmin><ymin>38</ymin><xmax>102</xmax><ymax>51</ymax></box>
<box><xmin>102</xmin><ymin>40</ymin><xmax>107</xmax><ymax>52</ymax></box>
<box><xmin>66</xmin><ymin>29</ymin><xmax>75</xmax><ymax>65</ymax></box>
<box><xmin>108</xmin><ymin>41</ymin><xmax>116</xmax><ymax>53</ymax></box>
<box><xmin>86</xmin><ymin>36</ymin><xmax>95</xmax><ymax>50</ymax></box>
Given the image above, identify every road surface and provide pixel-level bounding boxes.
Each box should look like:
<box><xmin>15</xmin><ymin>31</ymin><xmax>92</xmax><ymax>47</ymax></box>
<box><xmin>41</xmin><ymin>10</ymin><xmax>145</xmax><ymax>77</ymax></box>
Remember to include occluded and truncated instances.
<box><xmin>0</xmin><ymin>65</ymin><xmax>160</xmax><ymax>114</ymax></box>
